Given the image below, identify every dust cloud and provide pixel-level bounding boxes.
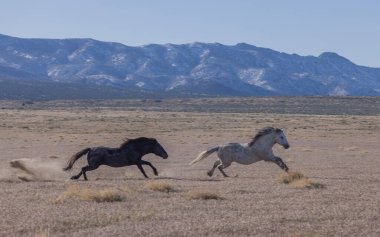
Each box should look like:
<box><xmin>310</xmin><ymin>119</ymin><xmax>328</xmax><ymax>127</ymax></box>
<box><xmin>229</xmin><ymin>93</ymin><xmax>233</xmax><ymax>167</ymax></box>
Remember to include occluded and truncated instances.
<box><xmin>1</xmin><ymin>158</ymin><xmax>67</xmax><ymax>182</ymax></box>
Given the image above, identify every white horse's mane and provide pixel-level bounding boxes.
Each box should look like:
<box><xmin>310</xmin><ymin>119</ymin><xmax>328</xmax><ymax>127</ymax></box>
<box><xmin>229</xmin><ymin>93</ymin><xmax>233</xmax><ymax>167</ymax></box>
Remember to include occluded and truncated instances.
<box><xmin>248</xmin><ymin>127</ymin><xmax>282</xmax><ymax>147</ymax></box>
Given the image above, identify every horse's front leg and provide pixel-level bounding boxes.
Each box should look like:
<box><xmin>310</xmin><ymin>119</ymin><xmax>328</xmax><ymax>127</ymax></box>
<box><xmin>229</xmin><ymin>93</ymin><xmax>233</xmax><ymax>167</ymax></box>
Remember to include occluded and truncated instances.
<box><xmin>136</xmin><ymin>162</ymin><xmax>149</xmax><ymax>178</ymax></box>
<box><xmin>140</xmin><ymin>160</ymin><xmax>158</xmax><ymax>176</ymax></box>
<box><xmin>273</xmin><ymin>156</ymin><xmax>289</xmax><ymax>172</ymax></box>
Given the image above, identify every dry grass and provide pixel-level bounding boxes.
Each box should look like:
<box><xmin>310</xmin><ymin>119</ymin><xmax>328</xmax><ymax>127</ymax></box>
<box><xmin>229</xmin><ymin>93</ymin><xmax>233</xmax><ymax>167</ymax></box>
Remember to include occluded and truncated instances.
<box><xmin>278</xmin><ymin>171</ymin><xmax>305</xmax><ymax>184</ymax></box>
<box><xmin>291</xmin><ymin>178</ymin><xmax>325</xmax><ymax>189</ymax></box>
<box><xmin>35</xmin><ymin>227</ymin><xmax>50</xmax><ymax>237</ymax></box>
<box><xmin>278</xmin><ymin>171</ymin><xmax>324</xmax><ymax>189</ymax></box>
<box><xmin>1</xmin><ymin>99</ymin><xmax>380</xmax><ymax>236</ymax></box>
<box><xmin>54</xmin><ymin>185</ymin><xmax>125</xmax><ymax>203</ymax></box>
<box><xmin>185</xmin><ymin>189</ymin><xmax>223</xmax><ymax>200</ymax></box>
<box><xmin>144</xmin><ymin>181</ymin><xmax>174</xmax><ymax>193</ymax></box>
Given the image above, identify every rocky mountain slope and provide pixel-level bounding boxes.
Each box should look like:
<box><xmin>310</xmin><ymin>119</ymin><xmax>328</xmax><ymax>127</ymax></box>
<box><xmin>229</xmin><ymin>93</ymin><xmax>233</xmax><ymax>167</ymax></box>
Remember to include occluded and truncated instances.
<box><xmin>1</xmin><ymin>34</ymin><xmax>379</xmax><ymax>99</ymax></box>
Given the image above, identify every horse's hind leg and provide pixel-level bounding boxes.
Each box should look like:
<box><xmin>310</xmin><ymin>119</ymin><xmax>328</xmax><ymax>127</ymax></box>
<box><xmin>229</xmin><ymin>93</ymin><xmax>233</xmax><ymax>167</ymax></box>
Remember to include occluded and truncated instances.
<box><xmin>216</xmin><ymin>160</ymin><xmax>231</xmax><ymax>178</ymax></box>
<box><xmin>218</xmin><ymin>165</ymin><xmax>229</xmax><ymax>177</ymax></box>
<box><xmin>207</xmin><ymin>160</ymin><xmax>221</xmax><ymax>177</ymax></box>
<box><xmin>71</xmin><ymin>171</ymin><xmax>83</xmax><ymax>180</ymax></box>
<box><xmin>71</xmin><ymin>165</ymin><xmax>99</xmax><ymax>181</ymax></box>
<box><xmin>81</xmin><ymin>165</ymin><xmax>100</xmax><ymax>181</ymax></box>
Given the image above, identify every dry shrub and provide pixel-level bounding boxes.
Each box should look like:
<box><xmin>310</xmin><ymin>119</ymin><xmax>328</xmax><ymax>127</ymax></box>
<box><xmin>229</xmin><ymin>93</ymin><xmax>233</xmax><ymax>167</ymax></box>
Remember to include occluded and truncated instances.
<box><xmin>278</xmin><ymin>171</ymin><xmax>305</xmax><ymax>184</ymax></box>
<box><xmin>54</xmin><ymin>185</ymin><xmax>124</xmax><ymax>203</ymax></box>
<box><xmin>120</xmin><ymin>185</ymin><xmax>134</xmax><ymax>194</ymax></box>
<box><xmin>291</xmin><ymin>178</ymin><xmax>325</xmax><ymax>189</ymax></box>
<box><xmin>278</xmin><ymin>171</ymin><xmax>324</xmax><ymax>189</ymax></box>
<box><xmin>90</xmin><ymin>189</ymin><xmax>125</xmax><ymax>202</ymax></box>
<box><xmin>144</xmin><ymin>181</ymin><xmax>174</xmax><ymax>193</ymax></box>
<box><xmin>186</xmin><ymin>189</ymin><xmax>223</xmax><ymax>200</ymax></box>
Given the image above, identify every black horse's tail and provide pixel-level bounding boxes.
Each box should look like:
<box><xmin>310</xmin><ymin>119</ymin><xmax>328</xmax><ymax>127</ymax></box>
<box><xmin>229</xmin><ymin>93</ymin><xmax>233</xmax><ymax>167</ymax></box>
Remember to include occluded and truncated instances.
<box><xmin>63</xmin><ymin>148</ymin><xmax>91</xmax><ymax>171</ymax></box>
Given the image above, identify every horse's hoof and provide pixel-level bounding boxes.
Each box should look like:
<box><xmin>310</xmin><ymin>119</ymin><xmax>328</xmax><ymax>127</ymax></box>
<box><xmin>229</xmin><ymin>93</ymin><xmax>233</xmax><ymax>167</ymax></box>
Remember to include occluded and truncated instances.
<box><xmin>70</xmin><ymin>176</ymin><xmax>78</xmax><ymax>180</ymax></box>
<box><xmin>207</xmin><ymin>171</ymin><xmax>212</xmax><ymax>177</ymax></box>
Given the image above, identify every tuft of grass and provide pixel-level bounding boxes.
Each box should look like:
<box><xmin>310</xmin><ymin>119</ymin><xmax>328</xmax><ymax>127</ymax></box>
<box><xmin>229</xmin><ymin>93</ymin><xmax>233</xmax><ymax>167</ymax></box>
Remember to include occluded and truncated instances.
<box><xmin>90</xmin><ymin>189</ymin><xmax>125</xmax><ymax>202</ymax></box>
<box><xmin>278</xmin><ymin>171</ymin><xmax>324</xmax><ymax>189</ymax></box>
<box><xmin>144</xmin><ymin>181</ymin><xmax>174</xmax><ymax>193</ymax></box>
<box><xmin>278</xmin><ymin>171</ymin><xmax>305</xmax><ymax>184</ymax></box>
<box><xmin>54</xmin><ymin>185</ymin><xmax>125</xmax><ymax>203</ymax></box>
<box><xmin>186</xmin><ymin>189</ymin><xmax>223</xmax><ymax>200</ymax></box>
<box><xmin>291</xmin><ymin>178</ymin><xmax>325</xmax><ymax>189</ymax></box>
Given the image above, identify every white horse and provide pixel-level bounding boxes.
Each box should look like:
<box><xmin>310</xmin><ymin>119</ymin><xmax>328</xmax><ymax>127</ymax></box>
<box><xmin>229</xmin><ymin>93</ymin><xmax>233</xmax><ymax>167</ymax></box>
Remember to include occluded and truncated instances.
<box><xmin>189</xmin><ymin>127</ymin><xmax>290</xmax><ymax>177</ymax></box>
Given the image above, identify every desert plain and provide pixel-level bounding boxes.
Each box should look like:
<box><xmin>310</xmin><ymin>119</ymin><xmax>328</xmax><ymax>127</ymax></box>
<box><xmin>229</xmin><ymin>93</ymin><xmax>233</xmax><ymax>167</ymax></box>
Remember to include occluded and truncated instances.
<box><xmin>0</xmin><ymin>97</ymin><xmax>379</xmax><ymax>237</ymax></box>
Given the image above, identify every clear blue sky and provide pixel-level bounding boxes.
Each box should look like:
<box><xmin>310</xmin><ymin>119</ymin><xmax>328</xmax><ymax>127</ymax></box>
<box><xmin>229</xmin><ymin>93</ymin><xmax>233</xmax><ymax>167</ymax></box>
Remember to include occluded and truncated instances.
<box><xmin>1</xmin><ymin>0</ymin><xmax>379</xmax><ymax>67</ymax></box>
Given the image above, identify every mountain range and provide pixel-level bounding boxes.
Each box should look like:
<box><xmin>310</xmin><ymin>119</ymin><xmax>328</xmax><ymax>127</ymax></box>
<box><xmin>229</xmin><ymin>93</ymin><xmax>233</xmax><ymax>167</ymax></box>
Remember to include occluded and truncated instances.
<box><xmin>1</xmin><ymin>33</ymin><xmax>379</xmax><ymax>99</ymax></box>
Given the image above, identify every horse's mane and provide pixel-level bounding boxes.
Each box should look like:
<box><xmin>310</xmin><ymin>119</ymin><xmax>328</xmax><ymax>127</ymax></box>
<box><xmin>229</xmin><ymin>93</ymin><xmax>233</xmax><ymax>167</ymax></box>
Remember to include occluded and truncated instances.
<box><xmin>248</xmin><ymin>127</ymin><xmax>282</xmax><ymax>147</ymax></box>
<box><xmin>119</xmin><ymin>137</ymin><xmax>155</xmax><ymax>150</ymax></box>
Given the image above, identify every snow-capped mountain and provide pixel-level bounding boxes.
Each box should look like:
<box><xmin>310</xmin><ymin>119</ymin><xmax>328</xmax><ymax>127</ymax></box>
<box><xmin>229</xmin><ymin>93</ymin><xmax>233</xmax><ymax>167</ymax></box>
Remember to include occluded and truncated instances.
<box><xmin>1</xmin><ymin>34</ymin><xmax>380</xmax><ymax>98</ymax></box>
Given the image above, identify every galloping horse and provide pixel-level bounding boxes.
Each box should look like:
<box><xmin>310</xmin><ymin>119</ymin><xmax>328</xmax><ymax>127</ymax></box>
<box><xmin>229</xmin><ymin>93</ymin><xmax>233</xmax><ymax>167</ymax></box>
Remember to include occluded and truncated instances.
<box><xmin>190</xmin><ymin>127</ymin><xmax>290</xmax><ymax>177</ymax></box>
<box><xmin>63</xmin><ymin>137</ymin><xmax>168</xmax><ymax>180</ymax></box>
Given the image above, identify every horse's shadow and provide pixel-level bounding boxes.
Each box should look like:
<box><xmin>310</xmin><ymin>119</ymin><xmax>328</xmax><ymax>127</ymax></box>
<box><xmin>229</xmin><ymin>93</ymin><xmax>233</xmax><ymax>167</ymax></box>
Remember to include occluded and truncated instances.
<box><xmin>67</xmin><ymin>173</ymin><xmax>226</xmax><ymax>182</ymax></box>
<box><xmin>122</xmin><ymin>176</ymin><xmax>225</xmax><ymax>182</ymax></box>
<box><xmin>156</xmin><ymin>176</ymin><xmax>224</xmax><ymax>182</ymax></box>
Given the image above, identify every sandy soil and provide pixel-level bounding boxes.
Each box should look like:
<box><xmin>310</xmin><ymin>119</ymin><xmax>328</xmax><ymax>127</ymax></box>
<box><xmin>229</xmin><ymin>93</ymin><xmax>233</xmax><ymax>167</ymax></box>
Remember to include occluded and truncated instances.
<box><xmin>0</xmin><ymin>98</ymin><xmax>379</xmax><ymax>236</ymax></box>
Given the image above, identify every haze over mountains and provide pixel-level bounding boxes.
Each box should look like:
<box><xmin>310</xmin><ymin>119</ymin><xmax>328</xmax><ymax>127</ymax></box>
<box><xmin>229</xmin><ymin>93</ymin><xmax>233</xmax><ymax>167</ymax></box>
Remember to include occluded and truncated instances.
<box><xmin>0</xmin><ymin>34</ymin><xmax>379</xmax><ymax>99</ymax></box>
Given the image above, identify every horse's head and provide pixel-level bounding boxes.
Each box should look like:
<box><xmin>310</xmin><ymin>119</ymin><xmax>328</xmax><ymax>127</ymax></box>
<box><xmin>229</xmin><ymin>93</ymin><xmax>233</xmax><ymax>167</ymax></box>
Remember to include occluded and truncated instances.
<box><xmin>151</xmin><ymin>138</ymin><xmax>169</xmax><ymax>159</ymax></box>
<box><xmin>274</xmin><ymin>128</ymin><xmax>290</xmax><ymax>149</ymax></box>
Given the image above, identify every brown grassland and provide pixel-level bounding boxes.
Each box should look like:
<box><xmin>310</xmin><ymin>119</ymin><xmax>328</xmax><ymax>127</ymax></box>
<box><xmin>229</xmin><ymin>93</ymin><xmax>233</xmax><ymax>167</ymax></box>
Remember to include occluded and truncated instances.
<box><xmin>0</xmin><ymin>97</ymin><xmax>379</xmax><ymax>236</ymax></box>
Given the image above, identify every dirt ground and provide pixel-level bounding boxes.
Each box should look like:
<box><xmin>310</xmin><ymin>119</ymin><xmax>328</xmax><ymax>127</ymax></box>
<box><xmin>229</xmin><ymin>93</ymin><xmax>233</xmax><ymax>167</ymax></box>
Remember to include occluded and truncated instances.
<box><xmin>0</xmin><ymin>98</ymin><xmax>379</xmax><ymax>237</ymax></box>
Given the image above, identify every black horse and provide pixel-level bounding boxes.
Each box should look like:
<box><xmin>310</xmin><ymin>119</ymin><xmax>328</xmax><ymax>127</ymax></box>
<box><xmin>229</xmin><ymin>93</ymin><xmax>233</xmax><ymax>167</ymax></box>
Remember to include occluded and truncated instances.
<box><xmin>63</xmin><ymin>137</ymin><xmax>168</xmax><ymax>180</ymax></box>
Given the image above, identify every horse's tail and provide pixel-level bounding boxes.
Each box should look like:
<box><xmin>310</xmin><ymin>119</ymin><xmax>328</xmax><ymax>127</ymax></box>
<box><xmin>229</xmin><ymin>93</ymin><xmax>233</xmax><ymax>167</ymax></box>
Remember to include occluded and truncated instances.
<box><xmin>63</xmin><ymin>148</ymin><xmax>91</xmax><ymax>171</ymax></box>
<box><xmin>189</xmin><ymin>147</ymin><xmax>219</xmax><ymax>165</ymax></box>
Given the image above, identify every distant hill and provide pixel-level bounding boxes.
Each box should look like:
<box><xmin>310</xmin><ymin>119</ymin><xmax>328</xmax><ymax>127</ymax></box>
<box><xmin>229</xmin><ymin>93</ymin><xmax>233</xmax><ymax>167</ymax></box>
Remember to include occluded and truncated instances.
<box><xmin>0</xmin><ymin>34</ymin><xmax>379</xmax><ymax>99</ymax></box>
